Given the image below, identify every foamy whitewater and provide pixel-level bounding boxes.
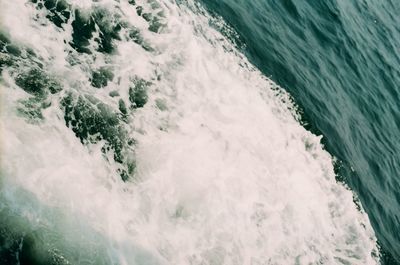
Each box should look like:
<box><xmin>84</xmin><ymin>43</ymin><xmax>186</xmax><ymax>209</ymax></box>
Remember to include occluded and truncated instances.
<box><xmin>0</xmin><ymin>0</ymin><xmax>379</xmax><ymax>264</ymax></box>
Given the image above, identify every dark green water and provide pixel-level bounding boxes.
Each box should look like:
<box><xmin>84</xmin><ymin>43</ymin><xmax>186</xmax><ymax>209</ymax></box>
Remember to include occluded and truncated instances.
<box><xmin>201</xmin><ymin>0</ymin><xmax>400</xmax><ymax>263</ymax></box>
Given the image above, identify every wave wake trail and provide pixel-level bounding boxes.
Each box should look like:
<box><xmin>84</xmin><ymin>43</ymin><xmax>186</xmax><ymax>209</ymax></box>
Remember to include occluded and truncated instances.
<box><xmin>0</xmin><ymin>0</ymin><xmax>378</xmax><ymax>264</ymax></box>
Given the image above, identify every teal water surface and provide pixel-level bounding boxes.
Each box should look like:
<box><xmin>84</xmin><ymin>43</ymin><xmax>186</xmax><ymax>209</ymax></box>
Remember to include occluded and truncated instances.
<box><xmin>201</xmin><ymin>0</ymin><xmax>400</xmax><ymax>263</ymax></box>
<box><xmin>0</xmin><ymin>0</ymin><xmax>398</xmax><ymax>263</ymax></box>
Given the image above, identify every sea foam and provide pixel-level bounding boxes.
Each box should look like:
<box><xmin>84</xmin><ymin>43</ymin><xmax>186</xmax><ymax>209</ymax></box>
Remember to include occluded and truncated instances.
<box><xmin>0</xmin><ymin>0</ymin><xmax>378</xmax><ymax>264</ymax></box>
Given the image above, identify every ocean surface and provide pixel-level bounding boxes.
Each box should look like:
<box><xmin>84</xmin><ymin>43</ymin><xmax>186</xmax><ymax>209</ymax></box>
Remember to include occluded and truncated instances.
<box><xmin>200</xmin><ymin>0</ymin><xmax>400</xmax><ymax>263</ymax></box>
<box><xmin>0</xmin><ymin>0</ymin><xmax>398</xmax><ymax>264</ymax></box>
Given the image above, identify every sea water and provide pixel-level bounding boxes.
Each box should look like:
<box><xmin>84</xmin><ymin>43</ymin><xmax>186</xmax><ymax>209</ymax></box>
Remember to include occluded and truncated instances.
<box><xmin>0</xmin><ymin>0</ymin><xmax>391</xmax><ymax>264</ymax></box>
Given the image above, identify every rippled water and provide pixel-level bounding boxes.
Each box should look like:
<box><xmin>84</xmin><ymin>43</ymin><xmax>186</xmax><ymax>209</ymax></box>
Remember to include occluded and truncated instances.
<box><xmin>200</xmin><ymin>0</ymin><xmax>400</xmax><ymax>263</ymax></box>
<box><xmin>0</xmin><ymin>0</ymin><xmax>395</xmax><ymax>264</ymax></box>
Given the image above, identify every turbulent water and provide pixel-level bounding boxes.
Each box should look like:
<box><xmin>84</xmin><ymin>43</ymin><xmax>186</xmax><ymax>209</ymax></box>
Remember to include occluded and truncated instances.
<box><xmin>199</xmin><ymin>0</ymin><xmax>400</xmax><ymax>264</ymax></box>
<box><xmin>0</xmin><ymin>0</ymin><xmax>391</xmax><ymax>264</ymax></box>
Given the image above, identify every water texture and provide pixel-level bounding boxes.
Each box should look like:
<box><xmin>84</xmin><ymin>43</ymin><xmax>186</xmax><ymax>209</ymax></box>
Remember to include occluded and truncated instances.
<box><xmin>0</xmin><ymin>0</ymin><xmax>395</xmax><ymax>264</ymax></box>
<box><xmin>200</xmin><ymin>0</ymin><xmax>400</xmax><ymax>263</ymax></box>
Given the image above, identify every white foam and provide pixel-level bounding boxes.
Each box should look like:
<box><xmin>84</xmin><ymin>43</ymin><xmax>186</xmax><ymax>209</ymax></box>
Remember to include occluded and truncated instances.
<box><xmin>0</xmin><ymin>0</ymin><xmax>378</xmax><ymax>264</ymax></box>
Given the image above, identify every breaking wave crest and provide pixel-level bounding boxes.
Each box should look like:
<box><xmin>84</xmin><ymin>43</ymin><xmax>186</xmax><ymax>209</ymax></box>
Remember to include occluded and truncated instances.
<box><xmin>0</xmin><ymin>0</ymin><xmax>378</xmax><ymax>264</ymax></box>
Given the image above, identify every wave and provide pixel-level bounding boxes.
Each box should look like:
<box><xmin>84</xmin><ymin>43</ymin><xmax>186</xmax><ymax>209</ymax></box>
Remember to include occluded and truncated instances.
<box><xmin>0</xmin><ymin>0</ymin><xmax>378</xmax><ymax>264</ymax></box>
